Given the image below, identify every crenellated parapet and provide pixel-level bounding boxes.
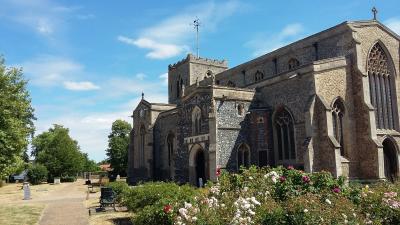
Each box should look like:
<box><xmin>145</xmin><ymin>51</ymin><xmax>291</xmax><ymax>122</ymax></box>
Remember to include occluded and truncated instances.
<box><xmin>168</xmin><ymin>54</ymin><xmax>227</xmax><ymax>71</ymax></box>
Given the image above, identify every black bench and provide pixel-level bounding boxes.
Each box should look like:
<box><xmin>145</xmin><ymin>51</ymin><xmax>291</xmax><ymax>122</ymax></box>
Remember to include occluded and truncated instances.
<box><xmin>99</xmin><ymin>187</ymin><xmax>116</xmax><ymax>210</ymax></box>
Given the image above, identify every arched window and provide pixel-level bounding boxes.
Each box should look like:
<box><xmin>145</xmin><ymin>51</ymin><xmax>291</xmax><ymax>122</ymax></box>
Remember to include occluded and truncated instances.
<box><xmin>176</xmin><ymin>76</ymin><xmax>183</xmax><ymax>98</ymax></box>
<box><xmin>140</xmin><ymin>125</ymin><xmax>146</xmax><ymax>167</ymax></box>
<box><xmin>237</xmin><ymin>144</ymin><xmax>250</xmax><ymax>169</ymax></box>
<box><xmin>382</xmin><ymin>138</ymin><xmax>398</xmax><ymax>182</ymax></box>
<box><xmin>288</xmin><ymin>58</ymin><xmax>300</xmax><ymax>70</ymax></box>
<box><xmin>192</xmin><ymin>106</ymin><xmax>202</xmax><ymax>135</ymax></box>
<box><xmin>237</xmin><ymin>103</ymin><xmax>244</xmax><ymax>116</ymax></box>
<box><xmin>227</xmin><ymin>80</ymin><xmax>236</xmax><ymax>87</ymax></box>
<box><xmin>332</xmin><ymin>99</ymin><xmax>345</xmax><ymax>156</ymax></box>
<box><xmin>368</xmin><ymin>43</ymin><xmax>396</xmax><ymax>130</ymax></box>
<box><xmin>255</xmin><ymin>70</ymin><xmax>264</xmax><ymax>82</ymax></box>
<box><xmin>167</xmin><ymin>133</ymin><xmax>174</xmax><ymax>167</ymax></box>
<box><xmin>274</xmin><ymin>108</ymin><xmax>296</xmax><ymax>161</ymax></box>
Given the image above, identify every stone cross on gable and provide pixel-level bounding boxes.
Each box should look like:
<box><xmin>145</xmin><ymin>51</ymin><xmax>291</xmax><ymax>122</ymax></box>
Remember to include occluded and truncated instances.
<box><xmin>372</xmin><ymin>7</ymin><xmax>378</xmax><ymax>20</ymax></box>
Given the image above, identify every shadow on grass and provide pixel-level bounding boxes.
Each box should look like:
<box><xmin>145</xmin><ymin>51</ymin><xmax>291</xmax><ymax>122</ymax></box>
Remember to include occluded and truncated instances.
<box><xmin>111</xmin><ymin>217</ymin><xmax>132</xmax><ymax>225</ymax></box>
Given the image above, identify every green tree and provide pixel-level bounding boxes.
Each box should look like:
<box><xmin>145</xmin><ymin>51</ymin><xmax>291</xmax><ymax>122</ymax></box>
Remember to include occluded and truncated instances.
<box><xmin>33</xmin><ymin>124</ymin><xmax>85</xmax><ymax>179</ymax></box>
<box><xmin>27</xmin><ymin>163</ymin><xmax>48</xmax><ymax>185</ymax></box>
<box><xmin>82</xmin><ymin>153</ymin><xmax>99</xmax><ymax>172</ymax></box>
<box><xmin>0</xmin><ymin>57</ymin><xmax>35</xmax><ymax>180</ymax></box>
<box><xmin>106</xmin><ymin>119</ymin><xmax>132</xmax><ymax>176</ymax></box>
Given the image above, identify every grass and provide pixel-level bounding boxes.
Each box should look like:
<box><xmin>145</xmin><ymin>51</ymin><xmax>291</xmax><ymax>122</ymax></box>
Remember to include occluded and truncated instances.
<box><xmin>86</xmin><ymin>185</ymin><xmax>132</xmax><ymax>225</ymax></box>
<box><xmin>0</xmin><ymin>204</ymin><xmax>45</xmax><ymax>225</ymax></box>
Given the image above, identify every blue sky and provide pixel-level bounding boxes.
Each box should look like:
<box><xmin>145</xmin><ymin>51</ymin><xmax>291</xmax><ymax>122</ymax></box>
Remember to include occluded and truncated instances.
<box><xmin>0</xmin><ymin>0</ymin><xmax>399</xmax><ymax>162</ymax></box>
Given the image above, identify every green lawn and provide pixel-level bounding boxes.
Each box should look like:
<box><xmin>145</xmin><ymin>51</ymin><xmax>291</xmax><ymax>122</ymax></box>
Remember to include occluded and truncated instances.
<box><xmin>0</xmin><ymin>204</ymin><xmax>45</xmax><ymax>225</ymax></box>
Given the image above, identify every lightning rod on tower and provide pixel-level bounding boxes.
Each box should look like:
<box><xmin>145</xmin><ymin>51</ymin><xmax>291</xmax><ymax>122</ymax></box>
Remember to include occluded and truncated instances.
<box><xmin>191</xmin><ymin>18</ymin><xmax>201</xmax><ymax>58</ymax></box>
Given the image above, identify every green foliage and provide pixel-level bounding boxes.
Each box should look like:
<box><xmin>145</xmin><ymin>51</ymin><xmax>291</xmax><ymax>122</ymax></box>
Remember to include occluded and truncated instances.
<box><xmin>33</xmin><ymin>124</ymin><xmax>85</xmax><ymax>179</ymax></box>
<box><xmin>0</xmin><ymin>57</ymin><xmax>35</xmax><ymax>179</ymax></box>
<box><xmin>117</xmin><ymin>166</ymin><xmax>400</xmax><ymax>225</ymax></box>
<box><xmin>120</xmin><ymin>182</ymin><xmax>197</xmax><ymax>225</ymax></box>
<box><xmin>82</xmin><ymin>153</ymin><xmax>100</xmax><ymax>172</ymax></box>
<box><xmin>60</xmin><ymin>176</ymin><xmax>76</xmax><ymax>182</ymax></box>
<box><xmin>106</xmin><ymin>119</ymin><xmax>132</xmax><ymax>176</ymax></box>
<box><xmin>27</xmin><ymin>164</ymin><xmax>48</xmax><ymax>185</ymax></box>
<box><xmin>107</xmin><ymin>181</ymin><xmax>129</xmax><ymax>203</ymax></box>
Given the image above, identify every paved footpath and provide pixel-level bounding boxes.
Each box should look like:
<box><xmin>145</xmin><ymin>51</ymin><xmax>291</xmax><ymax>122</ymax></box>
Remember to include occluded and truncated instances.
<box><xmin>37</xmin><ymin>181</ymin><xmax>89</xmax><ymax>225</ymax></box>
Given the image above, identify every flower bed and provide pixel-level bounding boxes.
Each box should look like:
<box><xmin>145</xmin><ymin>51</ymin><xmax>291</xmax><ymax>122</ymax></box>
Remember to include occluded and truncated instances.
<box><xmin>110</xmin><ymin>166</ymin><xmax>400</xmax><ymax>225</ymax></box>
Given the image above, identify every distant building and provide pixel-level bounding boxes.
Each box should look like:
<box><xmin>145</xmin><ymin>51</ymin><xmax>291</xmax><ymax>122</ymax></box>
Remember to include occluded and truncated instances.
<box><xmin>128</xmin><ymin>18</ymin><xmax>400</xmax><ymax>186</ymax></box>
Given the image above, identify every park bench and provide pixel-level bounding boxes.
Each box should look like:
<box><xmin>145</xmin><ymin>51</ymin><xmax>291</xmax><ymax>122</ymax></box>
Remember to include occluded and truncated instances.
<box><xmin>99</xmin><ymin>187</ymin><xmax>116</xmax><ymax>210</ymax></box>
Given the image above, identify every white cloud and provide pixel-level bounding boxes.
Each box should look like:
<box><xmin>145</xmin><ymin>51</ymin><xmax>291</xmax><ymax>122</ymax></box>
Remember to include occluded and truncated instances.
<box><xmin>159</xmin><ymin>73</ymin><xmax>168</xmax><ymax>86</ymax></box>
<box><xmin>20</xmin><ymin>55</ymin><xmax>83</xmax><ymax>87</ymax></box>
<box><xmin>245</xmin><ymin>23</ymin><xmax>305</xmax><ymax>57</ymax></box>
<box><xmin>20</xmin><ymin>55</ymin><xmax>100</xmax><ymax>91</ymax></box>
<box><xmin>118</xmin><ymin>1</ymin><xmax>243</xmax><ymax>59</ymax></box>
<box><xmin>0</xmin><ymin>0</ymin><xmax>91</xmax><ymax>36</ymax></box>
<box><xmin>63</xmin><ymin>81</ymin><xmax>100</xmax><ymax>91</ymax></box>
<box><xmin>385</xmin><ymin>18</ymin><xmax>400</xmax><ymax>35</ymax></box>
<box><xmin>118</xmin><ymin>36</ymin><xmax>188</xmax><ymax>59</ymax></box>
<box><xmin>135</xmin><ymin>72</ymin><xmax>147</xmax><ymax>80</ymax></box>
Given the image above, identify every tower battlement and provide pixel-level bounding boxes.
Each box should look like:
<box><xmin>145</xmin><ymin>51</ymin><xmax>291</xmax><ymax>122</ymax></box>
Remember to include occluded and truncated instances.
<box><xmin>168</xmin><ymin>54</ymin><xmax>227</xmax><ymax>71</ymax></box>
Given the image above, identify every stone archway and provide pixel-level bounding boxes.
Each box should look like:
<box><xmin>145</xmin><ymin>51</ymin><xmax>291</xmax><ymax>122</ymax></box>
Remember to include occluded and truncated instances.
<box><xmin>189</xmin><ymin>144</ymin><xmax>207</xmax><ymax>186</ymax></box>
<box><xmin>383</xmin><ymin>138</ymin><xmax>399</xmax><ymax>182</ymax></box>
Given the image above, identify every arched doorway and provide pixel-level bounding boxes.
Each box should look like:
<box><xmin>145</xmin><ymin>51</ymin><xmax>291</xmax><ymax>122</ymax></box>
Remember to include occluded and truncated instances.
<box><xmin>195</xmin><ymin>150</ymin><xmax>206</xmax><ymax>186</ymax></box>
<box><xmin>189</xmin><ymin>144</ymin><xmax>207</xmax><ymax>187</ymax></box>
<box><xmin>383</xmin><ymin>138</ymin><xmax>398</xmax><ymax>182</ymax></box>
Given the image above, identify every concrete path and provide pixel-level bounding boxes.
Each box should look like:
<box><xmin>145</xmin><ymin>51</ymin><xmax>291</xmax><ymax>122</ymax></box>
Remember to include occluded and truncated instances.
<box><xmin>38</xmin><ymin>181</ymin><xmax>89</xmax><ymax>225</ymax></box>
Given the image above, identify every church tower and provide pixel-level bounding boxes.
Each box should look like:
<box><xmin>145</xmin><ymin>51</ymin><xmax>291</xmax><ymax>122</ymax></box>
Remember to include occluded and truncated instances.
<box><xmin>168</xmin><ymin>54</ymin><xmax>228</xmax><ymax>104</ymax></box>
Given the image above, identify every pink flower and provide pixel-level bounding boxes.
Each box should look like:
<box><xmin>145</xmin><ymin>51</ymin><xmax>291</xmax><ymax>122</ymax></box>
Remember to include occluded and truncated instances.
<box><xmin>280</xmin><ymin>176</ymin><xmax>286</xmax><ymax>183</ymax></box>
<box><xmin>163</xmin><ymin>204</ymin><xmax>172</xmax><ymax>214</ymax></box>
<box><xmin>216</xmin><ymin>168</ymin><xmax>221</xmax><ymax>177</ymax></box>
<box><xmin>332</xmin><ymin>187</ymin><xmax>341</xmax><ymax>193</ymax></box>
<box><xmin>287</xmin><ymin>165</ymin><xmax>294</xmax><ymax>170</ymax></box>
<box><xmin>302</xmin><ymin>175</ymin><xmax>310</xmax><ymax>183</ymax></box>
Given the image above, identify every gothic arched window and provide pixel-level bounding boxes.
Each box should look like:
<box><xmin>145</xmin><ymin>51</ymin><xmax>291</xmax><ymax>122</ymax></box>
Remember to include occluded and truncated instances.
<box><xmin>140</xmin><ymin>125</ymin><xmax>146</xmax><ymax>167</ymax></box>
<box><xmin>167</xmin><ymin>133</ymin><xmax>174</xmax><ymax>167</ymax></box>
<box><xmin>237</xmin><ymin>144</ymin><xmax>250</xmax><ymax>169</ymax></box>
<box><xmin>176</xmin><ymin>76</ymin><xmax>183</xmax><ymax>98</ymax></box>
<box><xmin>274</xmin><ymin>108</ymin><xmax>296</xmax><ymax>161</ymax></box>
<box><xmin>255</xmin><ymin>70</ymin><xmax>264</xmax><ymax>82</ymax></box>
<box><xmin>227</xmin><ymin>80</ymin><xmax>236</xmax><ymax>87</ymax></box>
<box><xmin>332</xmin><ymin>99</ymin><xmax>345</xmax><ymax>156</ymax></box>
<box><xmin>192</xmin><ymin>106</ymin><xmax>202</xmax><ymax>135</ymax></box>
<box><xmin>368</xmin><ymin>43</ymin><xmax>396</xmax><ymax>130</ymax></box>
<box><xmin>288</xmin><ymin>58</ymin><xmax>300</xmax><ymax>70</ymax></box>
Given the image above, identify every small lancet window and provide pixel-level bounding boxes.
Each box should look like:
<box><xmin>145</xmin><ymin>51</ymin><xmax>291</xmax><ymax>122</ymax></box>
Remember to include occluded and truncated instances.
<box><xmin>237</xmin><ymin>144</ymin><xmax>250</xmax><ymax>169</ymax></box>
<box><xmin>237</xmin><ymin>103</ymin><xmax>245</xmax><ymax>116</ymax></box>
<box><xmin>255</xmin><ymin>70</ymin><xmax>264</xmax><ymax>82</ymax></box>
<box><xmin>332</xmin><ymin>99</ymin><xmax>345</xmax><ymax>156</ymax></box>
<box><xmin>288</xmin><ymin>58</ymin><xmax>300</xmax><ymax>70</ymax></box>
<box><xmin>227</xmin><ymin>80</ymin><xmax>236</xmax><ymax>87</ymax></box>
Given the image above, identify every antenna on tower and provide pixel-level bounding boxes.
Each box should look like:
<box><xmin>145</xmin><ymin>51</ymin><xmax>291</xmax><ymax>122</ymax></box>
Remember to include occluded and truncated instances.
<box><xmin>191</xmin><ymin>17</ymin><xmax>201</xmax><ymax>58</ymax></box>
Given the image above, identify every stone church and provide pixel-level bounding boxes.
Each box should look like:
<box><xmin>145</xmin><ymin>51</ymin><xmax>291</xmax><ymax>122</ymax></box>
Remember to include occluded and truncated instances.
<box><xmin>127</xmin><ymin>17</ymin><xmax>400</xmax><ymax>186</ymax></box>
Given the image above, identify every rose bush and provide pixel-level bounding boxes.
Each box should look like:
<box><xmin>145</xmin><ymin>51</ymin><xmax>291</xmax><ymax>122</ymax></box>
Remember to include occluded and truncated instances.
<box><xmin>111</xmin><ymin>166</ymin><xmax>400</xmax><ymax>225</ymax></box>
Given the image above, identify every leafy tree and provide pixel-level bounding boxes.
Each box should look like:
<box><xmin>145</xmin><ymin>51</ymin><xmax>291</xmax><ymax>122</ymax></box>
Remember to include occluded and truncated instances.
<box><xmin>106</xmin><ymin>119</ymin><xmax>132</xmax><ymax>176</ymax></box>
<box><xmin>0</xmin><ymin>57</ymin><xmax>35</xmax><ymax>180</ymax></box>
<box><xmin>27</xmin><ymin>163</ymin><xmax>48</xmax><ymax>185</ymax></box>
<box><xmin>33</xmin><ymin>124</ymin><xmax>85</xmax><ymax>179</ymax></box>
<box><xmin>82</xmin><ymin>153</ymin><xmax>99</xmax><ymax>172</ymax></box>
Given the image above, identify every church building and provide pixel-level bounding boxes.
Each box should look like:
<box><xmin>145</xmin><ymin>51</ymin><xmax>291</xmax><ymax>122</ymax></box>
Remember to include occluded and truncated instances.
<box><xmin>128</xmin><ymin>16</ymin><xmax>400</xmax><ymax>186</ymax></box>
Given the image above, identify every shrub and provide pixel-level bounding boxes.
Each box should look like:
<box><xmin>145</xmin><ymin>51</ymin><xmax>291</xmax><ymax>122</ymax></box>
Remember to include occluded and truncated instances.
<box><xmin>121</xmin><ymin>182</ymin><xmax>197</xmax><ymax>225</ymax></box>
<box><xmin>27</xmin><ymin>164</ymin><xmax>48</xmax><ymax>185</ymax></box>
<box><xmin>107</xmin><ymin>181</ymin><xmax>129</xmax><ymax>203</ymax></box>
<box><xmin>60</xmin><ymin>176</ymin><xmax>76</xmax><ymax>182</ymax></box>
<box><xmin>119</xmin><ymin>166</ymin><xmax>400</xmax><ymax>225</ymax></box>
